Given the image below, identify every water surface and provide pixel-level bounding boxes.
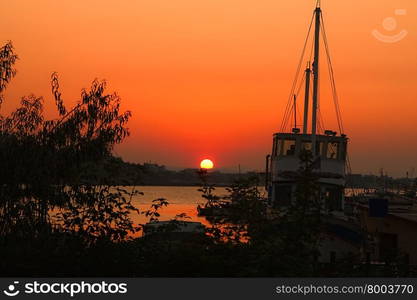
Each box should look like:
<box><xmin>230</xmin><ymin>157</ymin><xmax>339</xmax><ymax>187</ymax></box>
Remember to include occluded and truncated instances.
<box><xmin>130</xmin><ymin>186</ymin><xmax>229</xmax><ymax>227</ymax></box>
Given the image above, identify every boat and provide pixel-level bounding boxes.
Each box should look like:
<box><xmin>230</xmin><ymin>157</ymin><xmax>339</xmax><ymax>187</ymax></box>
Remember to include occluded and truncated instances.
<box><xmin>264</xmin><ymin>2</ymin><xmax>365</xmax><ymax>265</ymax></box>
<box><xmin>265</xmin><ymin>2</ymin><xmax>348</xmax><ymax>212</ymax></box>
<box><xmin>264</xmin><ymin>3</ymin><xmax>417</xmax><ymax>270</ymax></box>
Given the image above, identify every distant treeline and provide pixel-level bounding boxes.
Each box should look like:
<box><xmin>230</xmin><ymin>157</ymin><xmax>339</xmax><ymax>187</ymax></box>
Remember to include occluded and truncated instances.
<box><xmin>89</xmin><ymin>156</ymin><xmax>265</xmax><ymax>186</ymax></box>
<box><xmin>346</xmin><ymin>173</ymin><xmax>416</xmax><ymax>190</ymax></box>
<box><xmin>90</xmin><ymin>157</ymin><xmax>416</xmax><ymax>188</ymax></box>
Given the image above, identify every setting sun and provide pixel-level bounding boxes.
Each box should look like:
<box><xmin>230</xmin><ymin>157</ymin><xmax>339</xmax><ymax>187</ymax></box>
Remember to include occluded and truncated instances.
<box><xmin>200</xmin><ymin>159</ymin><xmax>214</xmax><ymax>169</ymax></box>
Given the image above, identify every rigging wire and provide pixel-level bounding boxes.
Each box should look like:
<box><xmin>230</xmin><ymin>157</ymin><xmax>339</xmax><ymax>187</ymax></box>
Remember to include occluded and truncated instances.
<box><xmin>276</xmin><ymin>2</ymin><xmax>354</xmax><ymax>193</ymax></box>
<box><xmin>296</xmin><ymin>98</ymin><xmax>303</xmax><ymax>129</ymax></box>
<box><xmin>320</xmin><ymin>14</ymin><xmax>345</xmax><ymax>134</ymax></box>
<box><xmin>288</xmin><ymin>73</ymin><xmax>306</xmax><ymax>130</ymax></box>
<box><xmin>320</xmin><ymin>13</ymin><xmax>351</xmax><ymax>175</ymax></box>
<box><xmin>280</xmin><ymin>12</ymin><xmax>315</xmax><ymax>132</ymax></box>
<box><xmin>317</xmin><ymin>77</ymin><xmax>325</xmax><ymax>134</ymax></box>
<box><xmin>295</xmin><ymin>72</ymin><xmax>307</xmax><ymax>129</ymax></box>
<box><xmin>280</xmin><ymin>7</ymin><xmax>346</xmax><ymax>136</ymax></box>
<box><xmin>346</xmin><ymin>153</ymin><xmax>353</xmax><ymax>175</ymax></box>
<box><xmin>282</xmin><ymin>64</ymin><xmax>307</xmax><ymax>131</ymax></box>
<box><xmin>291</xmin><ymin>74</ymin><xmax>307</xmax><ymax>129</ymax></box>
<box><xmin>318</xmin><ymin>107</ymin><xmax>325</xmax><ymax>134</ymax></box>
<box><xmin>308</xmin><ymin>30</ymin><xmax>315</xmax><ymax>63</ymax></box>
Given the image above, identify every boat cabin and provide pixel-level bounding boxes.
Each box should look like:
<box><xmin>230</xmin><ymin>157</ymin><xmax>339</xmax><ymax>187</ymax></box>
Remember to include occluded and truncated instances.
<box><xmin>268</xmin><ymin>131</ymin><xmax>348</xmax><ymax>210</ymax></box>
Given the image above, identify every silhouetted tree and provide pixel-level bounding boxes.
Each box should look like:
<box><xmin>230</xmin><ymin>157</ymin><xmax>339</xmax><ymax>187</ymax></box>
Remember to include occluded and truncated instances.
<box><xmin>0</xmin><ymin>41</ymin><xmax>17</xmax><ymax>103</ymax></box>
<box><xmin>0</xmin><ymin>42</ymin><xmax>138</xmax><ymax>244</ymax></box>
<box><xmin>195</xmin><ymin>149</ymin><xmax>323</xmax><ymax>276</ymax></box>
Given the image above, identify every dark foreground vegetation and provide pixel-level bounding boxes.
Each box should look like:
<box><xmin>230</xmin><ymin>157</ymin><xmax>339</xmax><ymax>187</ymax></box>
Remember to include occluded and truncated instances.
<box><xmin>0</xmin><ymin>42</ymin><xmax>412</xmax><ymax>277</ymax></box>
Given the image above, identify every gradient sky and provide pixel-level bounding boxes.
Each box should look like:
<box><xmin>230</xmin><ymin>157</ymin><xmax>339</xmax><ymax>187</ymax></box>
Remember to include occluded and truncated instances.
<box><xmin>1</xmin><ymin>0</ymin><xmax>416</xmax><ymax>177</ymax></box>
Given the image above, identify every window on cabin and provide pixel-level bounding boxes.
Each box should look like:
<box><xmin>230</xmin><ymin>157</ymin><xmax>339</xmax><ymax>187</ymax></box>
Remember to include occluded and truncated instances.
<box><xmin>282</xmin><ymin>139</ymin><xmax>296</xmax><ymax>156</ymax></box>
<box><xmin>274</xmin><ymin>139</ymin><xmax>283</xmax><ymax>156</ymax></box>
<box><xmin>277</xmin><ymin>140</ymin><xmax>284</xmax><ymax>155</ymax></box>
<box><xmin>339</xmin><ymin>142</ymin><xmax>347</xmax><ymax>160</ymax></box>
<box><xmin>326</xmin><ymin>142</ymin><xmax>339</xmax><ymax>159</ymax></box>
<box><xmin>301</xmin><ymin>141</ymin><xmax>312</xmax><ymax>152</ymax></box>
<box><xmin>317</xmin><ymin>141</ymin><xmax>324</xmax><ymax>156</ymax></box>
<box><xmin>301</xmin><ymin>141</ymin><xmax>323</xmax><ymax>156</ymax></box>
<box><xmin>272</xmin><ymin>139</ymin><xmax>277</xmax><ymax>156</ymax></box>
<box><xmin>272</xmin><ymin>138</ymin><xmax>281</xmax><ymax>156</ymax></box>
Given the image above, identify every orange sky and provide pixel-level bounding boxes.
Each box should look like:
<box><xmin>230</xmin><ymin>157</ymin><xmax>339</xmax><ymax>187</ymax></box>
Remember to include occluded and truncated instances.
<box><xmin>1</xmin><ymin>0</ymin><xmax>416</xmax><ymax>177</ymax></box>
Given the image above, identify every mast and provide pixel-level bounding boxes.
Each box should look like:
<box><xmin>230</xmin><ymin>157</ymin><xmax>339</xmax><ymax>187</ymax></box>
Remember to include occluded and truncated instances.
<box><xmin>302</xmin><ymin>62</ymin><xmax>311</xmax><ymax>134</ymax></box>
<box><xmin>311</xmin><ymin>5</ymin><xmax>321</xmax><ymax>155</ymax></box>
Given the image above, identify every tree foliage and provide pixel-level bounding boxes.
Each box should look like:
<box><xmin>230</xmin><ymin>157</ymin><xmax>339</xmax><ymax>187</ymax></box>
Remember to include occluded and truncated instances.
<box><xmin>0</xmin><ymin>42</ymin><xmax>137</xmax><ymax>243</ymax></box>
<box><xmin>196</xmin><ymin>150</ymin><xmax>323</xmax><ymax>276</ymax></box>
<box><xmin>0</xmin><ymin>41</ymin><xmax>18</xmax><ymax>105</ymax></box>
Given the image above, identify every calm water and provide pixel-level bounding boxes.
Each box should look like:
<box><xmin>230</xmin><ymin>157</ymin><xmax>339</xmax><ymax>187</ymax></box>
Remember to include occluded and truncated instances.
<box><xmin>129</xmin><ymin>186</ymin><xmax>230</xmax><ymax>227</ymax></box>
<box><xmin>131</xmin><ymin>186</ymin><xmax>362</xmax><ymax>224</ymax></box>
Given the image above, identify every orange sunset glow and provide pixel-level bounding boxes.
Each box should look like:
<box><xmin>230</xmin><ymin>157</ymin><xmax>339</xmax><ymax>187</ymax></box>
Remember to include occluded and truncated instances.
<box><xmin>1</xmin><ymin>0</ymin><xmax>416</xmax><ymax>176</ymax></box>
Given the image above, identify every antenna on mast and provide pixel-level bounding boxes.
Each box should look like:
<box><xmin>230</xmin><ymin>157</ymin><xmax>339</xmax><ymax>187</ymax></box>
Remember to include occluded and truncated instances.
<box><xmin>302</xmin><ymin>62</ymin><xmax>311</xmax><ymax>134</ymax></box>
